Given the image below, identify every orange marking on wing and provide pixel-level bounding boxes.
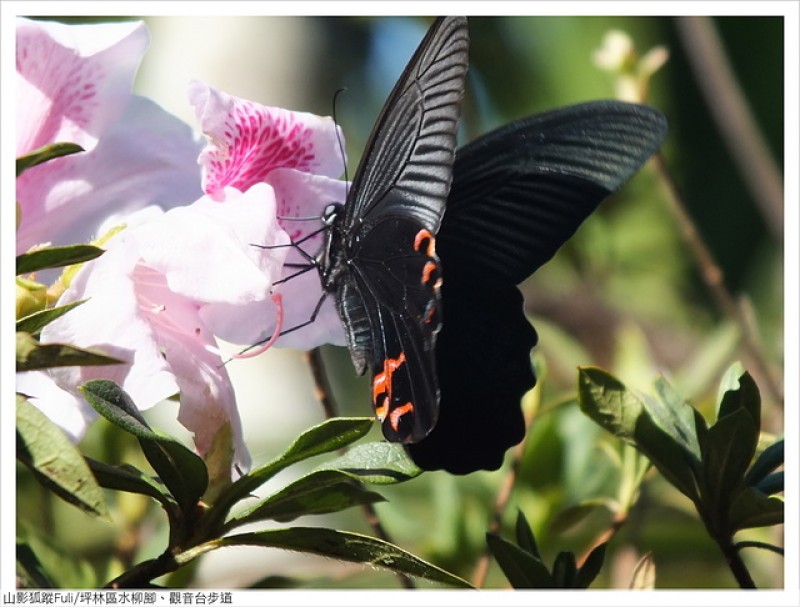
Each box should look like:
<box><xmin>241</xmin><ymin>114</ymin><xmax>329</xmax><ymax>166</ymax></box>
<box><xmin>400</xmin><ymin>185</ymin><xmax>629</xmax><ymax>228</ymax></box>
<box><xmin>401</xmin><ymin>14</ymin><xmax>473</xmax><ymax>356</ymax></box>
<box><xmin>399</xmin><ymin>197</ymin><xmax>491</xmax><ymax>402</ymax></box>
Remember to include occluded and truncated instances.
<box><xmin>413</xmin><ymin>229</ymin><xmax>436</xmax><ymax>257</ymax></box>
<box><xmin>421</xmin><ymin>261</ymin><xmax>438</xmax><ymax>285</ymax></box>
<box><xmin>372</xmin><ymin>353</ymin><xmax>407</xmax><ymax>419</ymax></box>
<box><xmin>389</xmin><ymin>402</ymin><xmax>415</xmax><ymax>433</ymax></box>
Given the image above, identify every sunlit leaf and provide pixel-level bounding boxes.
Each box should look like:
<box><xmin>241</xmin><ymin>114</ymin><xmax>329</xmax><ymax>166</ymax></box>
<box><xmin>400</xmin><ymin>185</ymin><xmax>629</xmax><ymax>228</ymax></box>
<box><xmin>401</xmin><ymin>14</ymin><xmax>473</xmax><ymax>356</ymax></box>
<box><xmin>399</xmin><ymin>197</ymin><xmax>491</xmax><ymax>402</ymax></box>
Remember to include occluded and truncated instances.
<box><xmin>16</xmin><ymin>395</ymin><xmax>109</xmax><ymax>519</ymax></box>
<box><xmin>227</xmin><ymin>469</ymin><xmax>385</xmax><ymax>527</ymax></box>
<box><xmin>577</xmin><ymin>367</ymin><xmax>701</xmax><ymax>503</ymax></box>
<box><xmin>16</xmin><ymin>141</ymin><xmax>84</xmax><ymax>176</ymax></box>
<box><xmin>16</xmin><ymin>300</ymin><xmax>87</xmax><ymax>335</ymax></box>
<box><xmin>80</xmin><ymin>379</ymin><xmax>208</xmax><ymax>513</ymax></box>
<box><xmin>316</xmin><ymin>441</ymin><xmax>422</xmax><ymax>484</ymax></box>
<box><xmin>86</xmin><ymin>457</ymin><xmax>176</xmax><ymax>512</ymax></box>
<box><xmin>16</xmin><ymin>332</ymin><xmax>124</xmax><ymax>371</ymax></box>
<box><xmin>207</xmin><ymin>418</ymin><xmax>374</xmax><ymax>530</ymax></box>
<box><xmin>16</xmin><ymin>245</ymin><xmax>104</xmax><ymax>275</ymax></box>
<box><xmin>181</xmin><ymin>528</ymin><xmax>472</xmax><ymax>588</ymax></box>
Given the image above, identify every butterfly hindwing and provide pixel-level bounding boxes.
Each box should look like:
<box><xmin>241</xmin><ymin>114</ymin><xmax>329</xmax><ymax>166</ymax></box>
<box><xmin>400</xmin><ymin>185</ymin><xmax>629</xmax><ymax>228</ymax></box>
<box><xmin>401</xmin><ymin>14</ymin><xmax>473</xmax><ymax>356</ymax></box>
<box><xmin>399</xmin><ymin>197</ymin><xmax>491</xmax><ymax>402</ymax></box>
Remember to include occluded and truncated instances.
<box><xmin>345</xmin><ymin>216</ymin><xmax>442</xmax><ymax>442</ymax></box>
<box><xmin>406</xmin><ymin>283</ymin><xmax>537</xmax><ymax>472</ymax></box>
<box><xmin>407</xmin><ymin>101</ymin><xmax>668</xmax><ymax>473</ymax></box>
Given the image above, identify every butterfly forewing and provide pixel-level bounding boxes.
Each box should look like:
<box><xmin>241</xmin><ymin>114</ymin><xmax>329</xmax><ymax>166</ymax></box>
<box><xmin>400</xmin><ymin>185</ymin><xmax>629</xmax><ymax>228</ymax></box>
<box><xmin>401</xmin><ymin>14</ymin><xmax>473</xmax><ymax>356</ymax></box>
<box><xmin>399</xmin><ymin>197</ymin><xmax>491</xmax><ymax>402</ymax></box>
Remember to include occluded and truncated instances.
<box><xmin>326</xmin><ymin>17</ymin><xmax>469</xmax><ymax>444</ymax></box>
<box><xmin>344</xmin><ymin>16</ymin><xmax>469</xmax><ymax>232</ymax></box>
<box><xmin>439</xmin><ymin>101</ymin><xmax>669</xmax><ymax>286</ymax></box>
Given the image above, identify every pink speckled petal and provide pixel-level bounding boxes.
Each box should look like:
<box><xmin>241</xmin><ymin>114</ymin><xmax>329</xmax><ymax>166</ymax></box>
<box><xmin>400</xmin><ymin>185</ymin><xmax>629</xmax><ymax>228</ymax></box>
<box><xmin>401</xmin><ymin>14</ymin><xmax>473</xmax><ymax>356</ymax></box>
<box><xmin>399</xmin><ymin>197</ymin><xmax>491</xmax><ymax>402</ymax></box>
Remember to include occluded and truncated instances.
<box><xmin>16</xmin><ymin>18</ymin><xmax>148</xmax><ymax>156</ymax></box>
<box><xmin>188</xmin><ymin>80</ymin><xmax>345</xmax><ymax>198</ymax></box>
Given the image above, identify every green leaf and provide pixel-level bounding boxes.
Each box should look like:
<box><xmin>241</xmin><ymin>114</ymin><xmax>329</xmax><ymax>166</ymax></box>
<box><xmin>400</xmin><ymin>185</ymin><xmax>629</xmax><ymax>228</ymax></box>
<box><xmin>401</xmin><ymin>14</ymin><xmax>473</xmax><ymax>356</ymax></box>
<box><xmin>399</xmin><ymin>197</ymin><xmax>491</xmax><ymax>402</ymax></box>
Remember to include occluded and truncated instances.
<box><xmin>16</xmin><ymin>244</ymin><xmax>104</xmax><ymax>275</ymax></box>
<box><xmin>16</xmin><ymin>395</ymin><xmax>109</xmax><ymax>519</ymax></box>
<box><xmin>85</xmin><ymin>457</ymin><xmax>176</xmax><ymax>509</ymax></box>
<box><xmin>716</xmin><ymin>364</ymin><xmax>760</xmax><ymax>423</ymax></box>
<box><xmin>486</xmin><ymin>533</ymin><xmax>554</xmax><ymax>588</ymax></box>
<box><xmin>578</xmin><ymin>367</ymin><xmax>701</xmax><ymax>503</ymax></box>
<box><xmin>514</xmin><ymin>510</ymin><xmax>540</xmax><ymax>558</ymax></box>
<box><xmin>754</xmin><ymin>471</ymin><xmax>783</xmax><ymax>495</ymax></box>
<box><xmin>552</xmin><ymin>551</ymin><xmax>578</xmax><ymax>588</ymax></box>
<box><xmin>650</xmin><ymin>377</ymin><xmax>702</xmax><ymax>460</ymax></box>
<box><xmin>16</xmin><ymin>541</ymin><xmax>55</xmax><ymax>588</ymax></box>
<box><xmin>227</xmin><ymin>469</ymin><xmax>385</xmax><ymax>527</ymax></box>
<box><xmin>704</xmin><ymin>369</ymin><xmax>760</xmax><ymax>509</ymax></box>
<box><xmin>744</xmin><ymin>440</ymin><xmax>783</xmax><ymax>487</ymax></box>
<box><xmin>575</xmin><ymin>542</ymin><xmax>607</xmax><ymax>588</ymax></box>
<box><xmin>728</xmin><ymin>487</ymin><xmax>784</xmax><ymax>530</ymax></box>
<box><xmin>181</xmin><ymin>528</ymin><xmax>472</xmax><ymax>588</ymax></box>
<box><xmin>80</xmin><ymin>380</ymin><xmax>208</xmax><ymax>513</ymax></box>
<box><xmin>16</xmin><ymin>332</ymin><xmax>124</xmax><ymax>371</ymax></box>
<box><xmin>208</xmin><ymin>418</ymin><xmax>374</xmax><ymax>530</ymax></box>
<box><xmin>17</xmin><ymin>142</ymin><xmax>84</xmax><ymax>176</ymax></box>
<box><xmin>17</xmin><ymin>529</ymin><xmax>99</xmax><ymax>588</ymax></box>
<box><xmin>702</xmin><ymin>406</ymin><xmax>760</xmax><ymax>518</ymax></box>
<box><xmin>315</xmin><ymin>441</ymin><xmax>422</xmax><ymax>484</ymax></box>
<box><xmin>16</xmin><ymin>300</ymin><xmax>87</xmax><ymax>335</ymax></box>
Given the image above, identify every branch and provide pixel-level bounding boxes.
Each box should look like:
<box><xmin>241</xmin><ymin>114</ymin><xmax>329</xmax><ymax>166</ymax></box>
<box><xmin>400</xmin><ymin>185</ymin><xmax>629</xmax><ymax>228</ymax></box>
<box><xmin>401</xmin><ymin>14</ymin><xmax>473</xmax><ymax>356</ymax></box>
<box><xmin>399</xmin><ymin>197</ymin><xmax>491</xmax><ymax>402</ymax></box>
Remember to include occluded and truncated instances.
<box><xmin>652</xmin><ymin>153</ymin><xmax>784</xmax><ymax>410</ymax></box>
<box><xmin>305</xmin><ymin>347</ymin><xmax>415</xmax><ymax>589</ymax></box>
<box><xmin>675</xmin><ymin>16</ymin><xmax>783</xmax><ymax>242</ymax></box>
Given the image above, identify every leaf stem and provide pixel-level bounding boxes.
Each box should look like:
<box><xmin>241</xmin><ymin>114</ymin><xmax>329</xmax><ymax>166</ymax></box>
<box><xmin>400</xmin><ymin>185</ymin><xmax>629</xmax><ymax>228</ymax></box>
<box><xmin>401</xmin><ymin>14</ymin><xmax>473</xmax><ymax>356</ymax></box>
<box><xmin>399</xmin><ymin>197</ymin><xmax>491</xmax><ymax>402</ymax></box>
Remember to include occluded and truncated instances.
<box><xmin>734</xmin><ymin>540</ymin><xmax>784</xmax><ymax>557</ymax></box>
<box><xmin>471</xmin><ymin>388</ymin><xmax>539</xmax><ymax>588</ymax></box>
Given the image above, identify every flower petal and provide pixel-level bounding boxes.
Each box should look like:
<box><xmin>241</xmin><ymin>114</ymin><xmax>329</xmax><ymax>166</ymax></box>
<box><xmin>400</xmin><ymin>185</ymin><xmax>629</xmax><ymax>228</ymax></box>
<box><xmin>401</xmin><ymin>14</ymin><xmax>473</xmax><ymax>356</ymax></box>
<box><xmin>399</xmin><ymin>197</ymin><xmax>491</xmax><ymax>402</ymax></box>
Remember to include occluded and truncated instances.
<box><xmin>133</xmin><ymin>184</ymin><xmax>289</xmax><ymax>305</ymax></box>
<box><xmin>188</xmin><ymin>80</ymin><xmax>345</xmax><ymax>198</ymax></box>
<box><xmin>17</xmin><ymin>95</ymin><xmax>204</xmax><ymax>254</ymax></box>
<box><xmin>16</xmin><ymin>371</ymin><xmax>95</xmax><ymax>443</ymax></box>
<box><xmin>16</xmin><ymin>18</ymin><xmax>149</xmax><ymax>156</ymax></box>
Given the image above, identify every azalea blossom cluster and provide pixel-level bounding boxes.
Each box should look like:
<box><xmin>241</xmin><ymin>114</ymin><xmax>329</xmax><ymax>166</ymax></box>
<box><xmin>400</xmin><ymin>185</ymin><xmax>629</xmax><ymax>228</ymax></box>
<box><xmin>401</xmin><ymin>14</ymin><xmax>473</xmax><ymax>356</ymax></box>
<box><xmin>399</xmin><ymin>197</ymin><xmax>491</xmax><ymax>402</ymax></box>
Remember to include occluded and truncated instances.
<box><xmin>16</xmin><ymin>18</ymin><xmax>348</xmax><ymax>476</ymax></box>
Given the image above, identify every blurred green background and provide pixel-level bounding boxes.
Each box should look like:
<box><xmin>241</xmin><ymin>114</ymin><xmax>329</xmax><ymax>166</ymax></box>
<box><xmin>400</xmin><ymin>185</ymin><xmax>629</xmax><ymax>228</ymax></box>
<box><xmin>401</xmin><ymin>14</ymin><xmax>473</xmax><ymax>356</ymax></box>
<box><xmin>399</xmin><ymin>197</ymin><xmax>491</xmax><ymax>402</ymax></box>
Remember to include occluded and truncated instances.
<box><xmin>17</xmin><ymin>15</ymin><xmax>784</xmax><ymax>590</ymax></box>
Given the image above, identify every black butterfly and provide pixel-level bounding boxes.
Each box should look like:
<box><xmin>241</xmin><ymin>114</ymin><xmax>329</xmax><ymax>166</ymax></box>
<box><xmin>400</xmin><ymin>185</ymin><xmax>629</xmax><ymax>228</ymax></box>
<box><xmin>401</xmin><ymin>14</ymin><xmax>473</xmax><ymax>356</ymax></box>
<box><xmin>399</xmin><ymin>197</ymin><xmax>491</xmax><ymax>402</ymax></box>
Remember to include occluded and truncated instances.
<box><xmin>318</xmin><ymin>16</ymin><xmax>668</xmax><ymax>474</ymax></box>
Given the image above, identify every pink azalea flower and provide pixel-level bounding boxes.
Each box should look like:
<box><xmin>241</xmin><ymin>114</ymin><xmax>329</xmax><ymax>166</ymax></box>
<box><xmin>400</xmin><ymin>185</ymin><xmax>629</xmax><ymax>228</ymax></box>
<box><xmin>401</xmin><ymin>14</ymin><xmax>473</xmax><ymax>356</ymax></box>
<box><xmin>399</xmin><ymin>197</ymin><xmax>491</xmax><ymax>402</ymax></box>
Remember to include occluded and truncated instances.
<box><xmin>16</xmin><ymin>17</ymin><xmax>203</xmax><ymax>253</ymax></box>
<box><xmin>188</xmin><ymin>81</ymin><xmax>347</xmax><ymax>349</ymax></box>
<box><xmin>40</xmin><ymin>185</ymin><xmax>290</xmax><ymax>473</ymax></box>
<box><xmin>18</xmin><ymin>18</ymin><xmax>353</xmax><ymax>478</ymax></box>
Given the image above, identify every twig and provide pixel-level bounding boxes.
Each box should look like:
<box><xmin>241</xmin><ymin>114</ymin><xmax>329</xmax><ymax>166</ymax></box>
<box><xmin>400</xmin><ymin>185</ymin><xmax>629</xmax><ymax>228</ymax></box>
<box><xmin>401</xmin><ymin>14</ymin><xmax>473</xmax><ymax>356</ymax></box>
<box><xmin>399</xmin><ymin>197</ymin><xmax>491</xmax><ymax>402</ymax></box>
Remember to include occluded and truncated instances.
<box><xmin>675</xmin><ymin>16</ymin><xmax>784</xmax><ymax>242</ymax></box>
<box><xmin>718</xmin><ymin>536</ymin><xmax>757</xmax><ymax>589</ymax></box>
<box><xmin>652</xmin><ymin>153</ymin><xmax>784</xmax><ymax>409</ymax></box>
<box><xmin>305</xmin><ymin>347</ymin><xmax>415</xmax><ymax>589</ymax></box>
<box><xmin>471</xmin><ymin>390</ymin><xmax>539</xmax><ymax>588</ymax></box>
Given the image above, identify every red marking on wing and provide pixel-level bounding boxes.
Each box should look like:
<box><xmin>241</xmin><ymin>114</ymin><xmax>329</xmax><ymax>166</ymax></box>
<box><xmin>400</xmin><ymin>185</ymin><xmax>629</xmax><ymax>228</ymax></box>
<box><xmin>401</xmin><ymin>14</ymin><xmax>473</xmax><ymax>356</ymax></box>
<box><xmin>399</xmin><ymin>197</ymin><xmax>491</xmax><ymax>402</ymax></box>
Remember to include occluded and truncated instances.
<box><xmin>421</xmin><ymin>261</ymin><xmax>438</xmax><ymax>285</ymax></box>
<box><xmin>372</xmin><ymin>353</ymin><xmax>407</xmax><ymax>420</ymax></box>
<box><xmin>413</xmin><ymin>229</ymin><xmax>436</xmax><ymax>257</ymax></box>
<box><xmin>389</xmin><ymin>402</ymin><xmax>415</xmax><ymax>433</ymax></box>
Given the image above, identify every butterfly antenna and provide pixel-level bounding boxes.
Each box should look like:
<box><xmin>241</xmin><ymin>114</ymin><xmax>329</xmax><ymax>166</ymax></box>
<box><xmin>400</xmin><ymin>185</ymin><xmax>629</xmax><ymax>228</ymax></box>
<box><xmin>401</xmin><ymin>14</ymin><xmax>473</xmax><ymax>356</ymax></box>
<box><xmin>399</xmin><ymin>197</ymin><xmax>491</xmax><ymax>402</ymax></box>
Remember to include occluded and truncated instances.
<box><xmin>332</xmin><ymin>87</ymin><xmax>349</xmax><ymax>190</ymax></box>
